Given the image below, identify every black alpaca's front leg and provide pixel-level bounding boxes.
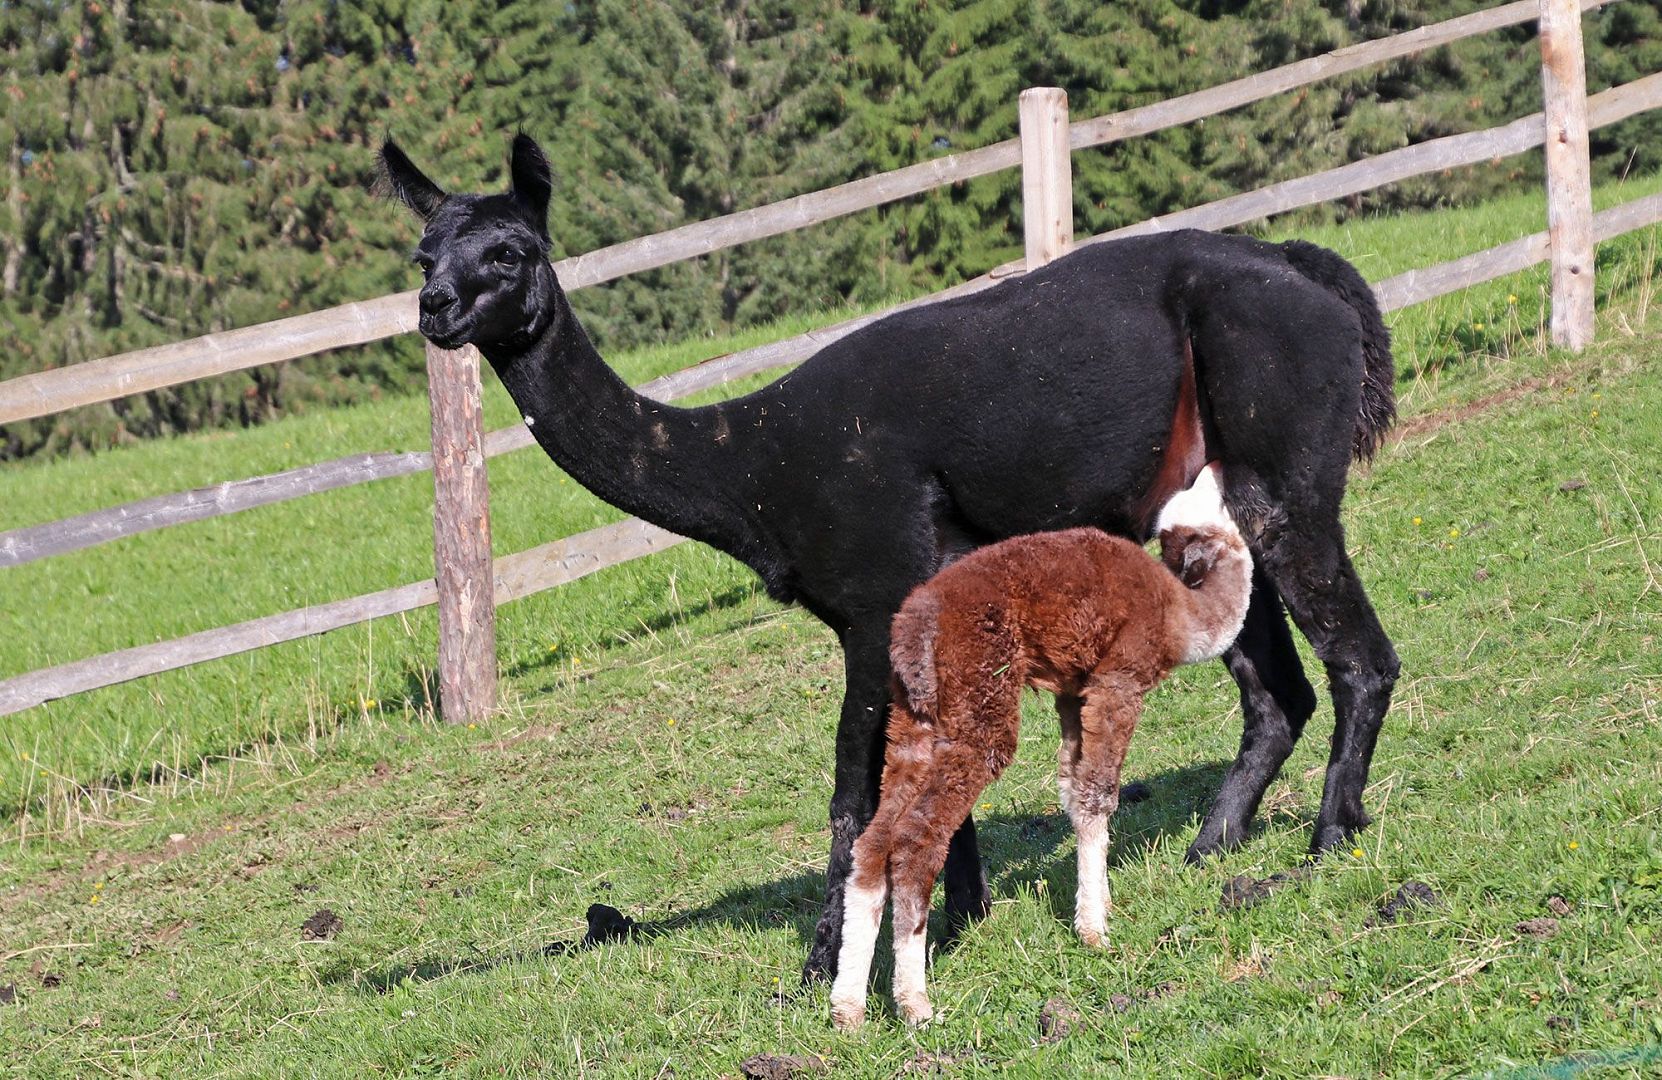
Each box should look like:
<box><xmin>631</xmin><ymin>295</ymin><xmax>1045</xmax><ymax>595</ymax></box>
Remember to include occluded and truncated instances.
<box><xmin>802</xmin><ymin>636</ymin><xmax>993</xmax><ymax>984</ymax></box>
<box><xmin>941</xmin><ymin>816</ymin><xmax>991</xmax><ymax>941</ymax></box>
<box><xmin>802</xmin><ymin>634</ymin><xmax>892</xmax><ymax>985</ymax></box>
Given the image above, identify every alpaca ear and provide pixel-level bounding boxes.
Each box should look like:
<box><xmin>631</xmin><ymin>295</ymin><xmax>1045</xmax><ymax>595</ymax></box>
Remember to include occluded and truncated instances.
<box><xmin>1179</xmin><ymin>540</ymin><xmax>1215</xmax><ymax>588</ymax></box>
<box><xmin>509</xmin><ymin>134</ymin><xmax>553</xmax><ymax>234</ymax></box>
<box><xmin>379</xmin><ymin>140</ymin><xmax>447</xmax><ymax>221</ymax></box>
<box><xmin>508</xmin><ymin>133</ymin><xmax>555</xmax><ymax>234</ymax></box>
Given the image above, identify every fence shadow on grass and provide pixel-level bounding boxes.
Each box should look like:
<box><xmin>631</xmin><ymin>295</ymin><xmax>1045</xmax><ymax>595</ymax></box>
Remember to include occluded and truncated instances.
<box><xmin>318</xmin><ymin>759</ymin><xmax>1237</xmax><ymax>995</ymax></box>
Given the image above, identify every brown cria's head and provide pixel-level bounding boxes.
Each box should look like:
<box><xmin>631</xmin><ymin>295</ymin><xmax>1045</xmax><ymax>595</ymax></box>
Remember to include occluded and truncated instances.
<box><xmin>1155</xmin><ymin>463</ymin><xmax>1253</xmax><ymax>663</ymax></box>
<box><xmin>1155</xmin><ymin>463</ymin><xmax>1240</xmax><ymax>582</ymax></box>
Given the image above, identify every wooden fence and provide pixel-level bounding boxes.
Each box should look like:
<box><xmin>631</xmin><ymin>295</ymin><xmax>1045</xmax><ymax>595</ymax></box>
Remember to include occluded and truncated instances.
<box><xmin>2</xmin><ymin>0</ymin><xmax>1658</xmax><ymax>720</ymax></box>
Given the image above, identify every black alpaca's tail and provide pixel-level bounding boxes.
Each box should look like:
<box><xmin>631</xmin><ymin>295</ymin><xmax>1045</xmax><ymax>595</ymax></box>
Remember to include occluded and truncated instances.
<box><xmin>1280</xmin><ymin>240</ymin><xmax>1397</xmax><ymax>460</ymax></box>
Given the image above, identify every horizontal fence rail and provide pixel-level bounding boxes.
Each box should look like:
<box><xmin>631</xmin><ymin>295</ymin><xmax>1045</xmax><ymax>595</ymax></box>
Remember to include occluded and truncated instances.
<box><xmin>0</xmin><ymin>519</ymin><xmax>682</xmax><ymax>716</ymax></box>
<box><xmin>5</xmin><ymin>68</ymin><xmax>1657</xmax><ymax>569</ymax></box>
<box><xmin>0</xmin><ymin>0</ymin><xmax>1615</xmax><ymax>428</ymax></box>
<box><xmin>1089</xmin><ymin>71</ymin><xmax>1661</xmax><ymax>246</ymax></box>
<box><xmin>4</xmin><ymin>191</ymin><xmax>1660</xmax><ymax>717</ymax></box>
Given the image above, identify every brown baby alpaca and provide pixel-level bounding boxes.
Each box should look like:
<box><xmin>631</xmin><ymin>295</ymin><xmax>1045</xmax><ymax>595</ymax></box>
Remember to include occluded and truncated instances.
<box><xmin>830</xmin><ymin>464</ymin><xmax>1251</xmax><ymax>1029</ymax></box>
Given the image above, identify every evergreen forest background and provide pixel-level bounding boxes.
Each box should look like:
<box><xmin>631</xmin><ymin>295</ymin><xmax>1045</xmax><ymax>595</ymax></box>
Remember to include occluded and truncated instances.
<box><xmin>1</xmin><ymin>0</ymin><xmax>1657</xmax><ymax>460</ymax></box>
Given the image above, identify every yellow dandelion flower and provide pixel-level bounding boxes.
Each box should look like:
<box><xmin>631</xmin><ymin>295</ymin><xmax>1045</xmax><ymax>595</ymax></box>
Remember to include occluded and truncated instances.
<box><xmin>39</xmin><ymin>770</ymin><xmax>47</xmax><ymax>777</ymax></box>
<box><xmin>1590</xmin><ymin>409</ymin><xmax>1599</xmax><ymax>420</ymax></box>
<box><xmin>467</xmin><ymin>722</ymin><xmax>477</xmax><ymax>730</ymax></box>
<box><xmin>1412</xmin><ymin>516</ymin><xmax>1422</xmax><ymax>527</ymax></box>
<box><xmin>94</xmin><ymin>881</ymin><xmax>104</xmax><ymax>890</ymax></box>
<box><xmin>548</xmin><ymin>644</ymin><xmax>559</xmax><ymax>654</ymax></box>
<box><xmin>89</xmin><ymin>894</ymin><xmax>101</xmax><ymax>905</ymax></box>
<box><xmin>1507</xmin><ymin>294</ymin><xmax>1518</xmax><ymax>304</ymax></box>
<box><xmin>1473</xmin><ymin>322</ymin><xmax>1485</xmax><ymax>332</ymax></box>
<box><xmin>667</xmin><ymin>718</ymin><xmax>676</xmax><ymax>726</ymax></box>
<box><xmin>19</xmin><ymin>752</ymin><xmax>28</xmax><ymax>761</ymax></box>
<box><xmin>572</xmin><ymin>657</ymin><xmax>582</xmax><ymax>667</ymax></box>
<box><xmin>980</xmin><ymin>803</ymin><xmax>992</xmax><ymax>810</ymax></box>
<box><xmin>1568</xmin><ymin>840</ymin><xmax>1580</xmax><ymax>850</ymax></box>
<box><xmin>1351</xmin><ymin>848</ymin><xmax>1364</xmax><ymax>859</ymax></box>
<box><xmin>1448</xmin><ymin>528</ymin><xmax>1461</xmax><ymax>539</ymax></box>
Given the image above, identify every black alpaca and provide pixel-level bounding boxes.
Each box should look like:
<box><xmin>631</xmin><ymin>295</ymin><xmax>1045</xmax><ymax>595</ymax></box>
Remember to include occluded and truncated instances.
<box><xmin>379</xmin><ymin>135</ymin><xmax>1400</xmax><ymax>983</ymax></box>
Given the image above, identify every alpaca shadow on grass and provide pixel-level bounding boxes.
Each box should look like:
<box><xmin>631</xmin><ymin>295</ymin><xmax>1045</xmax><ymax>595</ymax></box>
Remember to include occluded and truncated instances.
<box><xmin>319</xmin><ymin>760</ymin><xmax>1231</xmax><ymax>995</ymax></box>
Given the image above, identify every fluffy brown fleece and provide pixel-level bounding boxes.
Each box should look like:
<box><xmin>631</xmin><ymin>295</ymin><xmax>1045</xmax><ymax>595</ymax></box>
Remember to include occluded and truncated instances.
<box><xmin>831</xmin><ymin>464</ymin><xmax>1251</xmax><ymax>1029</ymax></box>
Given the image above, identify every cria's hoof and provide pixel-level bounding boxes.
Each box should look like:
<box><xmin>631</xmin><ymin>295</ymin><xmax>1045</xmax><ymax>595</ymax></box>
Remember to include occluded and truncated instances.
<box><xmin>897</xmin><ymin>994</ymin><xmax>934</xmax><ymax>1027</ymax></box>
<box><xmin>1075</xmin><ymin>925</ymin><xmax>1106</xmax><ymax>949</ymax></box>
<box><xmin>830</xmin><ymin>998</ymin><xmax>866</xmax><ymax>1031</ymax></box>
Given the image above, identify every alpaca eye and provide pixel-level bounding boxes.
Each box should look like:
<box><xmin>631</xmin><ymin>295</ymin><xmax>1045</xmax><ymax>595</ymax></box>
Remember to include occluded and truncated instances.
<box><xmin>494</xmin><ymin>249</ymin><xmax>521</xmax><ymax>268</ymax></box>
<box><xmin>412</xmin><ymin>254</ymin><xmax>434</xmax><ymax>278</ymax></box>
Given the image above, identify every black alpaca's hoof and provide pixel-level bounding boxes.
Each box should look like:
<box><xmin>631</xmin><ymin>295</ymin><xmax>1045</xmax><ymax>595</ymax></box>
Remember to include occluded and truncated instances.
<box><xmin>1184</xmin><ymin>822</ymin><xmax>1248</xmax><ymax>865</ymax></box>
<box><xmin>1309</xmin><ymin>819</ymin><xmax>1367</xmax><ymax>858</ymax></box>
<box><xmin>945</xmin><ymin>885</ymin><xmax>992</xmax><ymax>927</ymax></box>
<box><xmin>800</xmin><ymin>951</ymin><xmax>835</xmax><ymax>988</ymax></box>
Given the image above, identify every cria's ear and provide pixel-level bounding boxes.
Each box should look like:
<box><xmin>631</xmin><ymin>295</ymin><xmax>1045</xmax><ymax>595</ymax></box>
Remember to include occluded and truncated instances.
<box><xmin>509</xmin><ymin>134</ymin><xmax>552</xmax><ymax>235</ymax></box>
<box><xmin>378</xmin><ymin>140</ymin><xmax>446</xmax><ymax>221</ymax></box>
<box><xmin>1179</xmin><ymin>539</ymin><xmax>1217</xmax><ymax>588</ymax></box>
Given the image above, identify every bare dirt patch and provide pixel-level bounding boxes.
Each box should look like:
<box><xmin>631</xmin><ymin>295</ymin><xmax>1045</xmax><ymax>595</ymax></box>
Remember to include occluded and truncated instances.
<box><xmin>1367</xmin><ymin>881</ymin><xmax>1442</xmax><ymax>927</ymax></box>
<box><xmin>301</xmin><ymin>908</ymin><xmax>343</xmax><ymax>941</ymax></box>
<box><xmin>739</xmin><ymin>1052</ymin><xmax>827</xmax><ymax>1079</ymax></box>
<box><xmin>1038</xmin><ymin>997</ymin><xmax>1082</xmax><ymax>1042</ymax></box>
<box><xmin>1219</xmin><ymin>865</ymin><xmax>1311</xmax><ymax>911</ymax></box>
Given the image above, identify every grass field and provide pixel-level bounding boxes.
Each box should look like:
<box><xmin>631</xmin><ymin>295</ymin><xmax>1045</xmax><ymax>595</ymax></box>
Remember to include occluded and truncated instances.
<box><xmin>2</xmin><ymin>173</ymin><xmax>1661</xmax><ymax>1077</ymax></box>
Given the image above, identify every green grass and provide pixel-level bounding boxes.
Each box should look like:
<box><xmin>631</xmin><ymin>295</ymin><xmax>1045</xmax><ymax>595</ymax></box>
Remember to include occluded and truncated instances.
<box><xmin>2</xmin><ymin>177</ymin><xmax>1661</xmax><ymax>1076</ymax></box>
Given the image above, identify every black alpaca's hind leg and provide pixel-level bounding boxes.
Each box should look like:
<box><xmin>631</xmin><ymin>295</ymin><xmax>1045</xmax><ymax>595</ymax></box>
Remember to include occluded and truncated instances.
<box><xmin>1257</xmin><ymin>524</ymin><xmax>1400</xmax><ymax>856</ymax></box>
<box><xmin>802</xmin><ymin>633</ymin><xmax>892</xmax><ymax>985</ymax></box>
<box><xmin>941</xmin><ymin>815</ymin><xmax>991</xmax><ymax>943</ymax></box>
<box><xmin>1188</xmin><ymin>564</ymin><xmax>1318</xmax><ymax>862</ymax></box>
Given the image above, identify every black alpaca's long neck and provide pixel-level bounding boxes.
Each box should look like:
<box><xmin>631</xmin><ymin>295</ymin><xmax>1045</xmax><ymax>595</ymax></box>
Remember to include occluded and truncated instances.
<box><xmin>479</xmin><ymin>297</ymin><xmax>767</xmax><ymax>569</ymax></box>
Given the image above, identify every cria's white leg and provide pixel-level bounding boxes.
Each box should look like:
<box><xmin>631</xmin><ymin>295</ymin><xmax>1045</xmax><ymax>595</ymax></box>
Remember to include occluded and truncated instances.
<box><xmin>1072</xmin><ymin>810</ymin><xmax>1110</xmax><ymax>948</ymax></box>
<box><xmin>830</xmin><ymin>877</ymin><xmax>887</xmax><ymax>1030</ymax></box>
<box><xmin>890</xmin><ymin>892</ymin><xmax>933</xmax><ymax>1026</ymax></box>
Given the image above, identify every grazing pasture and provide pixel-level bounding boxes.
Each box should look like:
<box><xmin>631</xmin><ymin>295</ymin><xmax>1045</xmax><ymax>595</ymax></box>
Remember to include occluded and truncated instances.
<box><xmin>2</xmin><ymin>178</ymin><xmax>1661</xmax><ymax>1076</ymax></box>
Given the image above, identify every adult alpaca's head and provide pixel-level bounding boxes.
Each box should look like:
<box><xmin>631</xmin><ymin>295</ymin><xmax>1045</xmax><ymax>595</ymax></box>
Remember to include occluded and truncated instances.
<box><xmin>379</xmin><ymin>134</ymin><xmax>559</xmax><ymax>354</ymax></box>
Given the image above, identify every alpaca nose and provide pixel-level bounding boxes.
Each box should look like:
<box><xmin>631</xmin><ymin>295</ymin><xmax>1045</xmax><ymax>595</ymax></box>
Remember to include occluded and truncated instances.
<box><xmin>420</xmin><ymin>285</ymin><xmax>457</xmax><ymax>317</ymax></box>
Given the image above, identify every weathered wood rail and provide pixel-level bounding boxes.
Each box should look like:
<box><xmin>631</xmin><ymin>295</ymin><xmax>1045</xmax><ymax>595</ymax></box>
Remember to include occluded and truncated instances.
<box><xmin>1</xmin><ymin>0</ymin><xmax>1656</xmax><ymax>720</ymax></box>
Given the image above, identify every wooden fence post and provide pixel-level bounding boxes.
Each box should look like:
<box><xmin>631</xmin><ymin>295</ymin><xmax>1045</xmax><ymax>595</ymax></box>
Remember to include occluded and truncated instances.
<box><xmin>425</xmin><ymin>340</ymin><xmax>497</xmax><ymax>722</ymax></box>
<box><xmin>1020</xmin><ymin>87</ymin><xmax>1073</xmax><ymax>271</ymax></box>
<box><xmin>1539</xmin><ymin>0</ymin><xmax>1595</xmax><ymax>351</ymax></box>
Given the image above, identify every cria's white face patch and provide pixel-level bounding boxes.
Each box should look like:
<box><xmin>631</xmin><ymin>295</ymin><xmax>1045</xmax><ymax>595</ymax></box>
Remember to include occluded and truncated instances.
<box><xmin>1155</xmin><ymin>464</ymin><xmax>1235</xmax><ymax>536</ymax></box>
